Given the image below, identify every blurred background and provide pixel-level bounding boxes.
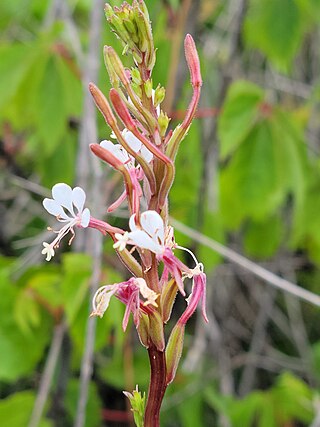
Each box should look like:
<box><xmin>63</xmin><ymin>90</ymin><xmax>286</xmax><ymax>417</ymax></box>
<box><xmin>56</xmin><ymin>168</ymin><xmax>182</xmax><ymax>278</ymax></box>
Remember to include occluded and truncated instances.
<box><xmin>1</xmin><ymin>0</ymin><xmax>320</xmax><ymax>426</ymax></box>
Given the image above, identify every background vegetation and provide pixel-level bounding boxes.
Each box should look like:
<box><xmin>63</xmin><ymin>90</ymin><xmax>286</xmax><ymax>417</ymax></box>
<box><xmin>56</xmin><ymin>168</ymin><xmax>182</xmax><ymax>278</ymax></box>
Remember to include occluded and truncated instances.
<box><xmin>1</xmin><ymin>0</ymin><xmax>320</xmax><ymax>426</ymax></box>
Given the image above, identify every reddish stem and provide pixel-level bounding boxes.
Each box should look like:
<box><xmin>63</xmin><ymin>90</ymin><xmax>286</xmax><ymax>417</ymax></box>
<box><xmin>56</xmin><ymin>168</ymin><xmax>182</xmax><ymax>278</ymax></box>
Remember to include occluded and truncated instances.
<box><xmin>144</xmin><ymin>345</ymin><xmax>167</xmax><ymax>427</ymax></box>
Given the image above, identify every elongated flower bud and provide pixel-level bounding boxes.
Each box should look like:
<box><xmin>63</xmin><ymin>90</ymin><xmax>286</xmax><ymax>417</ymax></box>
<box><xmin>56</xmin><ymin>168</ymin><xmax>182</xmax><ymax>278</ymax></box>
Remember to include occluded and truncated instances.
<box><xmin>89</xmin><ymin>83</ymin><xmax>117</xmax><ymax>127</ymax></box>
<box><xmin>184</xmin><ymin>34</ymin><xmax>202</xmax><ymax>88</ymax></box>
<box><xmin>165</xmin><ymin>323</ymin><xmax>185</xmax><ymax>385</ymax></box>
<box><xmin>148</xmin><ymin>311</ymin><xmax>165</xmax><ymax>352</ymax></box>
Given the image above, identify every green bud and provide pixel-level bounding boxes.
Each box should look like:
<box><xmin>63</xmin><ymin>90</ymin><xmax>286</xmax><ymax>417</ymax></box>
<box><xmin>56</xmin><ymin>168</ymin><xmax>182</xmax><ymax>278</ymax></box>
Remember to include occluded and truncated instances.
<box><xmin>154</xmin><ymin>84</ymin><xmax>165</xmax><ymax>107</ymax></box>
<box><xmin>144</xmin><ymin>79</ymin><xmax>153</xmax><ymax>98</ymax></box>
<box><xmin>131</xmin><ymin>68</ymin><xmax>142</xmax><ymax>85</ymax></box>
<box><xmin>160</xmin><ymin>278</ymin><xmax>178</xmax><ymax>323</ymax></box>
<box><xmin>123</xmin><ymin>386</ymin><xmax>146</xmax><ymax>427</ymax></box>
<box><xmin>165</xmin><ymin>323</ymin><xmax>185</xmax><ymax>385</ymax></box>
<box><xmin>137</xmin><ymin>313</ymin><xmax>150</xmax><ymax>348</ymax></box>
<box><xmin>103</xmin><ymin>46</ymin><xmax>119</xmax><ymax>87</ymax></box>
<box><xmin>132</xmin><ymin>82</ymin><xmax>142</xmax><ymax>98</ymax></box>
<box><xmin>148</xmin><ymin>311</ymin><xmax>165</xmax><ymax>351</ymax></box>
<box><xmin>158</xmin><ymin>111</ymin><xmax>170</xmax><ymax>137</ymax></box>
<box><xmin>123</xmin><ymin>19</ymin><xmax>139</xmax><ymax>44</ymax></box>
<box><xmin>137</xmin><ymin>0</ymin><xmax>150</xmax><ymax>22</ymax></box>
<box><xmin>132</xmin><ymin>49</ymin><xmax>143</xmax><ymax>64</ymax></box>
<box><xmin>104</xmin><ymin>3</ymin><xmax>114</xmax><ymax>18</ymax></box>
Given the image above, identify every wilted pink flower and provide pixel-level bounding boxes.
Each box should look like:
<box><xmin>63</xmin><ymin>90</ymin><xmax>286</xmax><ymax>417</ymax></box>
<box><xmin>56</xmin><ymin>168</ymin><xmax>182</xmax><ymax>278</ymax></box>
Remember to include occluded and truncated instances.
<box><xmin>91</xmin><ymin>277</ymin><xmax>158</xmax><ymax>331</ymax></box>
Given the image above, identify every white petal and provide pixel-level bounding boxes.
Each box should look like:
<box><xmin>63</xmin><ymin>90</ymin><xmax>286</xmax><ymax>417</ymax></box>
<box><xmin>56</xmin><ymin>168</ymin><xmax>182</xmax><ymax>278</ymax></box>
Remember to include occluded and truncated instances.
<box><xmin>140</xmin><ymin>145</ymin><xmax>153</xmax><ymax>163</ymax></box>
<box><xmin>80</xmin><ymin>208</ymin><xmax>90</xmax><ymax>227</ymax></box>
<box><xmin>72</xmin><ymin>187</ymin><xmax>86</xmax><ymax>213</ymax></box>
<box><xmin>43</xmin><ymin>199</ymin><xmax>69</xmax><ymax>220</ymax></box>
<box><xmin>100</xmin><ymin>140</ymin><xmax>130</xmax><ymax>164</ymax></box>
<box><xmin>140</xmin><ymin>210</ymin><xmax>165</xmax><ymax>245</ymax></box>
<box><xmin>52</xmin><ymin>183</ymin><xmax>74</xmax><ymax>216</ymax></box>
<box><xmin>123</xmin><ymin>130</ymin><xmax>141</xmax><ymax>152</ymax></box>
<box><xmin>129</xmin><ymin>213</ymin><xmax>138</xmax><ymax>232</ymax></box>
<box><xmin>127</xmin><ymin>230</ymin><xmax>162</xmax><ymax>254</ymax></box>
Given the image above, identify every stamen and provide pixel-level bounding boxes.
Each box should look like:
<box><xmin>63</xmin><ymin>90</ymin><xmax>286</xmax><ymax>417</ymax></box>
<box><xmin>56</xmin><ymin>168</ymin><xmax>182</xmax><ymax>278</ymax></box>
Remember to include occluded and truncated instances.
<box><xmin>175</xmin><ymin>245</ymin><xmax>201</xmax><ymax>268</ymax></box>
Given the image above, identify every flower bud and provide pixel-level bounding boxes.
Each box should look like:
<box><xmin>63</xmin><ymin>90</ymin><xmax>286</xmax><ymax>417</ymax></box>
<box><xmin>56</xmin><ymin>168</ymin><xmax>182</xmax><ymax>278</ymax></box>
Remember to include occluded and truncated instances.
<box><xmin>148</xmin><ymin>311</ymin><xmax>165</xmax><ymax>351</ymax></box>
<box><xmin>165</xmin><ymin>323</ymin><xmax>185</xmax><ymax>385</ymax></box>
<box><xmin>160</xmin><ymin>278</ymin><xmax>178</xmax><ymax>323</ymax></box>
<box><xmin>158</xmin><ymin>111</ymin><xmax>170</xmax><ymax>137</ymax></box>
<box><xmin>103</xmin><ymin>46</ymin><xmax>119</xmax><ymax>87</ymax></box>
<box><xmin>137</xmin><ymin>313</ymin><xmax>150</xmax><ymax>348</ymax></box>
<box><xmin>131</xmin><ymin>67</ymin><xmax>142</xmax><ymax>85</ymax></box>
<box><xmin>154</xmin><ymin>85</ymin><xmax>165</xmax><ymax>107</ymax></box>
<box><xmin>109</xmin><ymin>88</ymin><xmax>136</xmax><ymax>130</ymax></box>
<box><xmin>89</xmin><ymin>83</ymin><xmax>117</xmax><ymax>127</ymax></box>
<box><xmin>123</xmin><ymin>386</ymin><xmax>145</xmax><ymax>427</ymax></box>
<box><xmin>90</xmin><ymin>144</ymin><xmax>124</xmax><ymax>172</ymax></box>
<box><xmin>184</xmin><ymin>34</ymin><xmax>202</xmax><ymax>88</ymax></box>
<box><xmin>144</xmin><ymin>79</ymin><xmax>153</xmax><ymax>98</ymax></box>
<box><xmin>104</xmin><ymin>46</ymin><xmax>130</xmax><ymax>86</ymax></box>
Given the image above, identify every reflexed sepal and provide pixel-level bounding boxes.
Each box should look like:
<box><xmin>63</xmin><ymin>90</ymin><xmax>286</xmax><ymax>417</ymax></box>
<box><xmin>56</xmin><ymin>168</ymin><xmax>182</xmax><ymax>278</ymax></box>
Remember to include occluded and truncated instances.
<box><xmin>165</xmin><ymin>323</ymin><xmax>185</xmax><ymax>385</ymax></box>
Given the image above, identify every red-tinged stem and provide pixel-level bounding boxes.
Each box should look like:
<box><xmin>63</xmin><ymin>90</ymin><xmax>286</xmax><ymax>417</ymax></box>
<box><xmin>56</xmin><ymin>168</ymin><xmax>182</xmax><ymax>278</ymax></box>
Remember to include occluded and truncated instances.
<box><xmin>144</xmin><ymin>345</ymin><xmax>167</xmax><ymax>427</ymax></box>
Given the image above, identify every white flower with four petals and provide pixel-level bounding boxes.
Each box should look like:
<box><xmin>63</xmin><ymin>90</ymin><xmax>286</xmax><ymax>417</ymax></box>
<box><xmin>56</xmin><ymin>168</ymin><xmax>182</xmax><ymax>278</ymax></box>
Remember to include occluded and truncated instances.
<box><xmin>101</xmin><ymin>129</ymin><xmax>153</xmax><ymax>170</ymax></box>
<box><xmin>41</xmin><ymin>183</ymin><xmax>90</xmax><ymax>261</ymax></box>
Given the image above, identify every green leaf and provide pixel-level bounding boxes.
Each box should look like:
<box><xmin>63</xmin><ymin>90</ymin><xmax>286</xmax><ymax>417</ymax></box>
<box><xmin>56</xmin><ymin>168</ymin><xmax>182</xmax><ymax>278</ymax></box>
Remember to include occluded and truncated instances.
<box><xmin>218</xmin><ymin>80</ymin><xmax>265</xmax><ymax>159</ymax></box>
<box><xmin>229</xmin><ymin>392</ymin><xmax>264</xmax><ymax>427</ymax></box>
<box><xmin>35</xmin><ymin>56</ymin><xmax>67</xmax><ymax>155</ymax></box>
<box><xmin>14</xmin><ymin>288</ymin><xmax>41</xmax><ymax>335</ymax></box>
<box><xmin>177</xmin><ymin>392</ymin><xmax>203</xmax><ymax>427</ymax></box>
<box><xmin>220</xmin><ymin>120</ymin><xmax>284</xmax><ymax>225</ymax></box>
<box><xmin>244</xmin><ymin>215</ymin><xmax>283</xmax><ymax>258</ymax></box>
<box><xmin>0</xmin><ymin>269</ymin><xmax>52</xmax><ymax>381</ymax></box>
<box><xmin>60</xmin><ymin>253</ymin><xmax>92</xmax><ymax>326</ymax></box>
<box><xmin>244</xmin><ymin>0</ymin><xmax>303</xmax><ymax>71</ymax></box>
<box><xmin>0</xmin><ymin>391</ymin><xmax>52</xmax><ymax>427</ymax></box>
<box><xmin>65</xmin><ymin>380</ymin><xmax>102</xmax><ymax>427</ymax></box>
<box><xmin>271</xmin><ymin>372</ymin><xmax>314</xmax><ymax>424</ymax></box>
<box><xmin>0</xmin><ymin>44</ymin><xmax>36</xmax><ymax>113</ymax></box>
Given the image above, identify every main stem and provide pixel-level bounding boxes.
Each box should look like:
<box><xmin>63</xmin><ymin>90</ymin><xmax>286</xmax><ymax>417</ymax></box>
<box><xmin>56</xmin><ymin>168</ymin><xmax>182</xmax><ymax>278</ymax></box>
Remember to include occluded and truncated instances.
<box><xmin>144</xmin><ymin>344</ymin><xmax>167</xmax><ymax>427</ymax></box>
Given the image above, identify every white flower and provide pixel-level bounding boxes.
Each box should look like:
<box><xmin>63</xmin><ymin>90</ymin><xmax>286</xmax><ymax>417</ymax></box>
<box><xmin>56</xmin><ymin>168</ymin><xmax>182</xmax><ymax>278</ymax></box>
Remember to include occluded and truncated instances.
<box><xmin>122</xmin><ymin>129</ymin><xmax>153</xmax><ymax>163</ymax></box>
<box><xmin>106</xmin><ymin>129</ymin><xmax>153</xmax><ymax>165</ymax></box>
<box><xmin>100</xmin><ymin>139</ymin><xmax>135</xmax><ymax>169</ymax></box>
<box><xmin>42</xmin><ymin>183</ymin><xmax>91</xmax><ymax>260</ymax></box>
<box><xmin>41</xmin><ymin>242</ymin><xmax>55</xmax><ymax>261</ymax></box>
<box><xmin>114</xmin><ymin>210</ymin><xmax>165</xmax><ymax>255</ymax></box>
<box><xmin>113</xmin><ymin>231</ymin><xmax>130</xmax><ymax>251</ymax></box>
<box><xmin>135</xmin><ymin>277</ymin><xmax>158</xmax><ymax>307</ymax></box>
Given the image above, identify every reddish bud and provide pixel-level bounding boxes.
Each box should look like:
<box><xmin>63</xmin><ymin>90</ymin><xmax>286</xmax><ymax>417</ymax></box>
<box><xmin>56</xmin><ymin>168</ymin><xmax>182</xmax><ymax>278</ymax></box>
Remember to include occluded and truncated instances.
<box><xmin>89</xmin><ymin>83</ymin><xmax>117</xmax><ymax>127</ymax></box>
<box><xmin>109</xmin><ymin>88</ymin><xmax>136</xmax><ymax>130</ymax></box>
<box><xmin>90</xmin><ymin>143</ymin><xmax>124</xmax><ymax>171</ymax></box>
<box><xmin>184</xmin><ymin>34</ymin><xmax>202</xmax><ymax>88</ymax></box>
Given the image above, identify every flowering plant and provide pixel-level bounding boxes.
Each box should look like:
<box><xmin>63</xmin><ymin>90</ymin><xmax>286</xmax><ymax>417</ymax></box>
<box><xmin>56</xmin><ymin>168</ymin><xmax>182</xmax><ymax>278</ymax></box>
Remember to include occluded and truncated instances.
<box><xmin>42</xmin><ymin>1</ymin><xmax>206</xmax><ymax>425</ymax></box>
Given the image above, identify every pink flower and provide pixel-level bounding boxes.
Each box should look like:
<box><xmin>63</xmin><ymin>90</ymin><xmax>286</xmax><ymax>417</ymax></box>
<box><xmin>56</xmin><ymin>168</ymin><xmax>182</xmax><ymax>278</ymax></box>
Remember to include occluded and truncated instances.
<box><xmin>179</xmin><ymin>271</ymin><xmax>208</xmax><ymax>325</ymax></box>
<box><xmin>91</xmin><ymin>277</ymin><xmax>158</xmax><ymax>331</ymax></box>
